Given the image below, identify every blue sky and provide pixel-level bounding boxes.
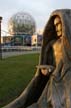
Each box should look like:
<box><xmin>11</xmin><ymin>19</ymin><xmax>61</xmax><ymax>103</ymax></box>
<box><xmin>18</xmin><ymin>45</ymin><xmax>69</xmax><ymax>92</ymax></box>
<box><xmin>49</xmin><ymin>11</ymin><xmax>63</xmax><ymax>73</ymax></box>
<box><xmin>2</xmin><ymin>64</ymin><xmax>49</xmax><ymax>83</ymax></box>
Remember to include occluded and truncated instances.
<box><xmin>0</xmin><ymin>0</ymin><xmax>71</xmax><ymax>35</ymax></box>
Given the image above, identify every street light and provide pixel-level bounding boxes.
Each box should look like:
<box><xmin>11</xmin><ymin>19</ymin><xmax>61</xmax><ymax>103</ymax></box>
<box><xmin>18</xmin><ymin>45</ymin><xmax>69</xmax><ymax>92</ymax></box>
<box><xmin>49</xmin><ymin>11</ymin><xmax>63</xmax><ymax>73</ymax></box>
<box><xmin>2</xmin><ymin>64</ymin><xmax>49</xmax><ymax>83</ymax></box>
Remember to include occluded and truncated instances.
<box><xmin>0</xmin><ymin>16</ymin><xmax>2</xmax><ymax>59</ymax></box>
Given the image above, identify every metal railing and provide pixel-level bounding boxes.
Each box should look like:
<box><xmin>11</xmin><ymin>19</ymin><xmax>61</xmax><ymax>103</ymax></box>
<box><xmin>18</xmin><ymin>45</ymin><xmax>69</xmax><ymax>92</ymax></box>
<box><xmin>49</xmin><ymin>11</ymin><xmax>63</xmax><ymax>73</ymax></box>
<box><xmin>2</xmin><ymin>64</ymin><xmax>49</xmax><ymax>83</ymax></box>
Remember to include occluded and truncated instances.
<box><xmin>2</xmin><ymin>46</ymin><xmax>41</xmax><ymax>52</ymax></box>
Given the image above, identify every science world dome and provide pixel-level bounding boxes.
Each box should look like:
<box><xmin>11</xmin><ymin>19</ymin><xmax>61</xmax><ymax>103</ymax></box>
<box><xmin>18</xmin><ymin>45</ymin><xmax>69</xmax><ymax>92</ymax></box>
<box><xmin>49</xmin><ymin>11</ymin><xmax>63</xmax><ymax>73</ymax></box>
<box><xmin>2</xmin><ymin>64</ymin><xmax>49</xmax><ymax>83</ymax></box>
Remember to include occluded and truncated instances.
<box><xmin>8</xmin><ymin>12</ymin><xmax>36</xmax><ymax>35</ymax></box>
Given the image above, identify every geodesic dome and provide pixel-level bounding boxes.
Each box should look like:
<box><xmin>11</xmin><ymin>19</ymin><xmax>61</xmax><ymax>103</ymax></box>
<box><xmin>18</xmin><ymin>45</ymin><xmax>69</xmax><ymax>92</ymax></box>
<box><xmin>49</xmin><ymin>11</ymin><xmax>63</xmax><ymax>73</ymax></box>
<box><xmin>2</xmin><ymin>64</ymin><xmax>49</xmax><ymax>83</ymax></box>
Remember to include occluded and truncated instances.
<box><xmin>8</xmin><ymin>12</ymin><xmax>36</xmax><ymax>35</ymax></box>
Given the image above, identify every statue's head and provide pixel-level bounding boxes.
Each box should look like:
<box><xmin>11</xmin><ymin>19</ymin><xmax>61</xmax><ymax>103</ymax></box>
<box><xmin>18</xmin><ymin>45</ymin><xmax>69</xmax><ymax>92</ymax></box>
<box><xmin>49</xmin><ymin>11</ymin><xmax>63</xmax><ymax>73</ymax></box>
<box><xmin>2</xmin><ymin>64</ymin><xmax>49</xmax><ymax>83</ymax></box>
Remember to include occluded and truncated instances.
<box><xmin>54</xmin><ymin>16</ymin><xmax>62</xmax><ymax>38</ymax></box>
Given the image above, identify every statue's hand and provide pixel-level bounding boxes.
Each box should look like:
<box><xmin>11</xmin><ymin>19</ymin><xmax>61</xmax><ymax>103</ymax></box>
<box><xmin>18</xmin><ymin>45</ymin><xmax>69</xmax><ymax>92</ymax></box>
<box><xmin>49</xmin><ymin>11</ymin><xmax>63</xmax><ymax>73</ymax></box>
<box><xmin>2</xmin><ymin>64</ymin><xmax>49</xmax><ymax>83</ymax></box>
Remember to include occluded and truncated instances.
<box><xmin>36</xmin><ymin>65</ymin><xmax>55</xmax><ymax>76</ymax></box>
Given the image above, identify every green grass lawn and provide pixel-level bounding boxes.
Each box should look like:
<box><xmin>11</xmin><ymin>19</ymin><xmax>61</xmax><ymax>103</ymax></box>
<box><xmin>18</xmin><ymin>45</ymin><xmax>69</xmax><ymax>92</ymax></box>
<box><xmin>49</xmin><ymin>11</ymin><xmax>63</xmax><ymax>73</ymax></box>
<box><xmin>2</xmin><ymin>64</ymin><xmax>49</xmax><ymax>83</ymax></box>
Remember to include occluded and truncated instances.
<box><xmin>0</xmin><ymin>53</ymin><xmax>39</xmax><ymax>107</ymax></box>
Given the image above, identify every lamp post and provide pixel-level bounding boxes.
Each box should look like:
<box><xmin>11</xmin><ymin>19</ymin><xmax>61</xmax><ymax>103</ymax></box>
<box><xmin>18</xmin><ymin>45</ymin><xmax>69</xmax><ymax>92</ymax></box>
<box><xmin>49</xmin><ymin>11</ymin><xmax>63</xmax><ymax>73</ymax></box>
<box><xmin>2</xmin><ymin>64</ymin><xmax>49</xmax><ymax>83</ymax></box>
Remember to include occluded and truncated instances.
<box><xmin>0</xmin><ymin>17</ymin><xmax>2</xmax><ymax>59</ymax></box>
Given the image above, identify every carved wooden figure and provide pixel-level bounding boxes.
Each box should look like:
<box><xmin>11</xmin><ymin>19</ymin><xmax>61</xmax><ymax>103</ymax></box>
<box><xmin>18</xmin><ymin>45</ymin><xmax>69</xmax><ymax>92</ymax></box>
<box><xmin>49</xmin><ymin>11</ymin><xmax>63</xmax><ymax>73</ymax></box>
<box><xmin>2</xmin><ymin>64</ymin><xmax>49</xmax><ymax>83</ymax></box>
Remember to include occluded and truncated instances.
<box><xmin>3</xmin><ymin>9</ymin><xmax>71</xmax><ymax>108</ymax></box>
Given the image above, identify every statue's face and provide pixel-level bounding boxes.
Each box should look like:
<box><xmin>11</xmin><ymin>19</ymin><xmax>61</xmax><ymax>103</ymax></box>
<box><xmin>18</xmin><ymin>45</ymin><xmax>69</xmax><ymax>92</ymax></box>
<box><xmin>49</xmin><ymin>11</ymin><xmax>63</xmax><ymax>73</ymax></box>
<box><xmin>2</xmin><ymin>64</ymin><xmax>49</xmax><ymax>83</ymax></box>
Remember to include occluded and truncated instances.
<box><xmin>54</xmin><ymin>16</ymin><xmax>62</xmax><ymax>37</ymax></box>
<box><xmin>53</xmin><ymin>17</ymin><xmax>62</xmax><ymax>65</ymax></box>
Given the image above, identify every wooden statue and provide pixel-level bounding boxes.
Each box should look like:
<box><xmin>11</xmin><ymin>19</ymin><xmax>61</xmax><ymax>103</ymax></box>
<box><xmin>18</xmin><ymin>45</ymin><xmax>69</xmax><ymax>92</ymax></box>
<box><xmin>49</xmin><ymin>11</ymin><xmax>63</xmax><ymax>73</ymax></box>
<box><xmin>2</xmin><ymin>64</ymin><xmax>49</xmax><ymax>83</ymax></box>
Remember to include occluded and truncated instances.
<box><xmin>3</xmin><ymin>9</ymin><xmax>71</xmax><ymax>108</ymax></box>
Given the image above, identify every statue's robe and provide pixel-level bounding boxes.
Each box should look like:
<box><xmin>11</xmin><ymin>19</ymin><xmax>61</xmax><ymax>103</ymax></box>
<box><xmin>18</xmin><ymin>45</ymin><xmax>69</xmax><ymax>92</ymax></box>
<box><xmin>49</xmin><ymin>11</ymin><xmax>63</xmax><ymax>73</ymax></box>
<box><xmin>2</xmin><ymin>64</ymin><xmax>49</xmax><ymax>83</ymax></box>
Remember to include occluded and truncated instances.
<box><xmin>3</xmin><ymin>9</ymin><xmax>71</xmax><ymax>108</ymax></box>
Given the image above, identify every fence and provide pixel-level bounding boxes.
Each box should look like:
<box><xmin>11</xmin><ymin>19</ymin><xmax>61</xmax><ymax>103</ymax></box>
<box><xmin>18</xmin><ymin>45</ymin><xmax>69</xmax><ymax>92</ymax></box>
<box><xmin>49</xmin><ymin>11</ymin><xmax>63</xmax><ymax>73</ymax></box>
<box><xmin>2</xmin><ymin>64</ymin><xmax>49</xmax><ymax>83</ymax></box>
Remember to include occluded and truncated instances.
<box><xmin>1</xmin><ymin>46</ymin><xmax>41</xmax><ymax>58</ymax></box>
<box><xmin>2</xmin><ymin>46</ymin><xmax>41</xmax><ymax>52</ymax></box>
